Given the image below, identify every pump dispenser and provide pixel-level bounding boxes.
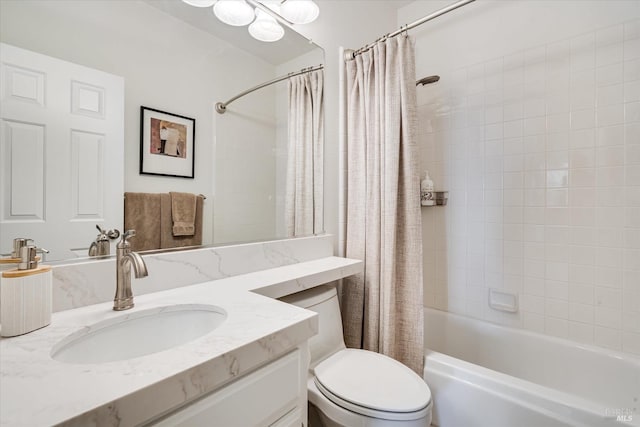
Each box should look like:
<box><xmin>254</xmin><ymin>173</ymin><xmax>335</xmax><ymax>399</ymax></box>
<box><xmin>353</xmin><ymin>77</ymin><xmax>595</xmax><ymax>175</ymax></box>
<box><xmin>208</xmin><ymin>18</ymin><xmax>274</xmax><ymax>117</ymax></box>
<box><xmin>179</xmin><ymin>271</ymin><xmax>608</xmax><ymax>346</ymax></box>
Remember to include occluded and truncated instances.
<box><xmin>1</xmin><ymin>238</ymin><xmax>35</xmax><ymax>271</ymax></box>
<box><xmin>1</xmin><ymin>244</ymin><xmax>52</xmax><ymax>337</ymax></box>
<box><xmin>421</xmin><ymin>170</ymin><xmax>435</xmax><ymax>206</ymax></box>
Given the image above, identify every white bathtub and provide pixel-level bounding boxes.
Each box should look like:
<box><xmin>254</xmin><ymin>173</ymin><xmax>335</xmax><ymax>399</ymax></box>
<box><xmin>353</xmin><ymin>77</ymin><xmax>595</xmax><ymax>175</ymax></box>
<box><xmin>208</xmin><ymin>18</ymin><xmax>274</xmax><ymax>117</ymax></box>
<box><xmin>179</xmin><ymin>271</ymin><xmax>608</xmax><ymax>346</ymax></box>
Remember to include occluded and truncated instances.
<box><xmin>423</xmin><ymin>307</ymin><xmax>640</xmax><ymax>427</ymax></box>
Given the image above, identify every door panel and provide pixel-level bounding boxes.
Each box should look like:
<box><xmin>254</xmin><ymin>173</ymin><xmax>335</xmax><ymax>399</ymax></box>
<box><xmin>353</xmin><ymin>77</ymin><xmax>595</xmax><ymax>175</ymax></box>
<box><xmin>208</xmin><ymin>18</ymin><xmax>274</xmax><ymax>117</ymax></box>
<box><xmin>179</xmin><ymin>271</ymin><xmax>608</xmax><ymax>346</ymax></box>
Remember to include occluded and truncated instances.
<box><xmin>0</xmin><ymin>43</ymin><xmax>124</xmax><ymax>260</ymax></box>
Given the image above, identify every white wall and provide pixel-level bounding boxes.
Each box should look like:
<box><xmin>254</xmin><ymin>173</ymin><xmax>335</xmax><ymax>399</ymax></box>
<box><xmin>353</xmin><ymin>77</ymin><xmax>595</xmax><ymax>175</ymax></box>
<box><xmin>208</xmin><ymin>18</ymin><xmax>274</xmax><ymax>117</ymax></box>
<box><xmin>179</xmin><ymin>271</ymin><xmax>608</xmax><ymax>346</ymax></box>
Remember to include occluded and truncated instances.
<box><xmin>399</xmin><ymin>0</ymin><xmax>640</xmax><ymax>355</ymax></box>
<box><xmin>0</xmin><ymin>0</ymin><xmax>277</xmax><ymax>246</ymax></box>
<box><xmin>214</xmin><ymin>84</ymin><xmax>278</xmax><ymax>244</ymax></box>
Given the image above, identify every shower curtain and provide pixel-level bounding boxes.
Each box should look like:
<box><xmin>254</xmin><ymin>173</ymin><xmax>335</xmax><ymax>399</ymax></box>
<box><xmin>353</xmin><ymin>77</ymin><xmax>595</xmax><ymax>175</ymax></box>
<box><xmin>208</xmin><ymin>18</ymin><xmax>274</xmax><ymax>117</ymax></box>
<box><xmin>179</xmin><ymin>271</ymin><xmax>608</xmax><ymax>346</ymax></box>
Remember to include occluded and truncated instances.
<box><xmin>286</xmin><ymin>69</ymin><xmax>324</xmax><ymax>237</ymax></box>
<box><xmin>342</xmin><ymin>36</ymin><xmax>424</xmax><ymax>374</ymax></box>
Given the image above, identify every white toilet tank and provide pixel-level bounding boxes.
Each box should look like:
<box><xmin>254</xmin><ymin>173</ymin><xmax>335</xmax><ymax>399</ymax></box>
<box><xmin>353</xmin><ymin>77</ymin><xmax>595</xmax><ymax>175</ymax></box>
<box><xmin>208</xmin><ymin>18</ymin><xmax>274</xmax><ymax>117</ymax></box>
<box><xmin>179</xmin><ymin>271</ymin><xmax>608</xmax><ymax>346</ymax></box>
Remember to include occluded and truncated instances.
<box><xmin>280</xmin><ymin>285</ymin><xmax>346</xmax><ymax>367</ymax></box>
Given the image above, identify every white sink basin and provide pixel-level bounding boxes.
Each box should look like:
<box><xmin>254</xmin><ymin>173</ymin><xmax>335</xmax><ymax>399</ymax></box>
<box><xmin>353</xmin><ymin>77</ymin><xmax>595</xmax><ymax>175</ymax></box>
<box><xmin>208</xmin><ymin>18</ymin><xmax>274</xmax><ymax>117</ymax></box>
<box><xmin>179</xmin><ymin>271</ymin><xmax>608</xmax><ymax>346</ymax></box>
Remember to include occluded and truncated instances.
<box><xmin>51</xmin><ymin>304</ymin><xmax>227</xmax><ymax>364</ymax></box>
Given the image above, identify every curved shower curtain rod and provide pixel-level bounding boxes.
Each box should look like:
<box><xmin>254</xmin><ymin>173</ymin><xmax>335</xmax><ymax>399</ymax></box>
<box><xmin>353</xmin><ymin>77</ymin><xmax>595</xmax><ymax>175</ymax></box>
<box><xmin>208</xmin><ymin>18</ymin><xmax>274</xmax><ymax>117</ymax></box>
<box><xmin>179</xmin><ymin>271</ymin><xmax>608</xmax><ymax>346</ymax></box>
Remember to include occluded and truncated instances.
<box><xmin>344</xmin><ymin>0</ymin><xmax>476</xmax><ymax>61</ymax></box>
<box><xmin>215</xmin><ymin>64</ymin><xmax>324</xmax><ymax>114</ymax></box>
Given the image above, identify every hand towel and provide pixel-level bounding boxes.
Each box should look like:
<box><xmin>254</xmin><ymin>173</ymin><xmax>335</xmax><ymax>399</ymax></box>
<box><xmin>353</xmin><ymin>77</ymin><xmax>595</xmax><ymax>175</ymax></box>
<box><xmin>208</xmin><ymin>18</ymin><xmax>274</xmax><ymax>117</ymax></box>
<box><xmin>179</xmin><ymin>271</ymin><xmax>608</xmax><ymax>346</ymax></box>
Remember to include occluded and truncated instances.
<box><xmin>123</xmin><ymin>192</ymin><xmax>161</xmax><ymax>251</ymax></box>
<box><xmin>170</xmin><ymin>192</ymin><xmax>196</xmax><ymax>236</ymax></box>
<box><xmin>160</xmin><ymin>194</ymin><xmax>203</xmax><ymax>249</ymax></box>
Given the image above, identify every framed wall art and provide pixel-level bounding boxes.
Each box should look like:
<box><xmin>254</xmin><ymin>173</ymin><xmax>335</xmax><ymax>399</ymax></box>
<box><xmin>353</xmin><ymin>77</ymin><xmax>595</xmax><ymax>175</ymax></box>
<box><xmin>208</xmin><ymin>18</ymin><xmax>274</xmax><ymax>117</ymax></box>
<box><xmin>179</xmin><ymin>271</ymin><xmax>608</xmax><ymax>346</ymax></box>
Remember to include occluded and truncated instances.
<box><xmin>140</xmin><ymin>106</ymin><xmax>195</xmax><ymax>178</ymax></box>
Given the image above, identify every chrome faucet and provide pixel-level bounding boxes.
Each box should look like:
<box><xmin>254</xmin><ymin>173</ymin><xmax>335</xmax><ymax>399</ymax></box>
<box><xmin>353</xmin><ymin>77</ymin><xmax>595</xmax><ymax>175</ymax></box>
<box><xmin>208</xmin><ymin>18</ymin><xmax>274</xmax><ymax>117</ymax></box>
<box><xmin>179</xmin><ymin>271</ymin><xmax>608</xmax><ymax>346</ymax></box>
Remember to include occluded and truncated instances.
<box><xmin>89</xmin><ymin>224</ymin><xmax>120</xmax><ymax>257</ymax></box>
<box><xmin>114</xmin><ymin>230</ymin><xmax>148</xmax><ymax>311</ymax></box>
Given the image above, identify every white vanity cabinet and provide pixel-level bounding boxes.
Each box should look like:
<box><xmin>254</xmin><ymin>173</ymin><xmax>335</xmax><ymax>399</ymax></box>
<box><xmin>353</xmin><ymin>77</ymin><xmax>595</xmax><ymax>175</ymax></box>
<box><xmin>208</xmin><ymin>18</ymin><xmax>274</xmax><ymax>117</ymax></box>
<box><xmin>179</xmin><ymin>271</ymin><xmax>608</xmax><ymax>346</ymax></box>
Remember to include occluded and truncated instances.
<box><xmin>149</xmin><ymin>346</ymin><xmax>308</xmax><ymax>427</ymax></box>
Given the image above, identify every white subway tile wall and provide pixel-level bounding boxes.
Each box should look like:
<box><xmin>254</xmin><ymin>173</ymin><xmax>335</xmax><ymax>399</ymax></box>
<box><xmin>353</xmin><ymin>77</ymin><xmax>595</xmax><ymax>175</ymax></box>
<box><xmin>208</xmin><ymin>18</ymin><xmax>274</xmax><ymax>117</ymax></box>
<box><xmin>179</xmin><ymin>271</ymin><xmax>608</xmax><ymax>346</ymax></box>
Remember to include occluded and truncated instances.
<box><xmin>419</xmin><ymin>20</ymin><xmax>640</xmax><ymax>356</ymax></box>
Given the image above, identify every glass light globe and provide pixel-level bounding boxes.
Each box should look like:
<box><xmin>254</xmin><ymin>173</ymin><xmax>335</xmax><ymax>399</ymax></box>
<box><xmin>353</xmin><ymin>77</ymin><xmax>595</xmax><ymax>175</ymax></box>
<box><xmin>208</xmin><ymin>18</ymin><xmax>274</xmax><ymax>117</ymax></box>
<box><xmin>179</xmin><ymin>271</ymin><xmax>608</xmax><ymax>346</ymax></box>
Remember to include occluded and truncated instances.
<box><xmin>248</xmin><ymin>9</ymin><xmax>284</xmax><ymax>42</ymax></box>
<box><xmin>182</xmin><ymin>0</ymin><xmax>216</xmax><ymax>7</ymax></box>
<box><xmin>280</xmin><ymin>0</ymin><xmax>319</xmax><ymax>24</ymax></box>
<box><xmin>213</xmin><ymin>0</ymin><xmax>255</xmax><ymax>26</ymax></box>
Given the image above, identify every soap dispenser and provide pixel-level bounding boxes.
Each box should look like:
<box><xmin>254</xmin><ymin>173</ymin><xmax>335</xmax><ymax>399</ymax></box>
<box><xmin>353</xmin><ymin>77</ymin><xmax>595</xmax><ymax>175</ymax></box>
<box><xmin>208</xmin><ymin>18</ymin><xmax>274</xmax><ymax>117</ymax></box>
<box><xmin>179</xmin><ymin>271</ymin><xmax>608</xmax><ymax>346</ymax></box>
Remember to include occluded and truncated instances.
<box><xmin>0</xmin><ymin>238</ymin><xmax>34</xmax><ymax>272</ymax></box>
<box><xmin>421</xmin><ymin>170</ymin><xmax>435</xmax><ymax>206</ymax></box>
<box><xmin>1</xmin><ymin>245</ymin><xmax>52</xmax><ymax>337</ymax></box>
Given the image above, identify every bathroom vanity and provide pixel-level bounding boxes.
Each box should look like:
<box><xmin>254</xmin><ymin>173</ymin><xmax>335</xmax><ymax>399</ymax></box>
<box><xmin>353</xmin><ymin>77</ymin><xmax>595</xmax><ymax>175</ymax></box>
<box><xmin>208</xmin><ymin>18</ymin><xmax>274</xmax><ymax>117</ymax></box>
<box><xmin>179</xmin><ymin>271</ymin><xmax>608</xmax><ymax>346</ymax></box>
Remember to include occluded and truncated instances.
<box><xmin>0</xmin><ymin>2</ymin><xmax>337</xmax><ymax>424</ymax></box>
<box><xmin>151</xmin><ymin>349</ymin><xmax>304</xmax><ymax>427</ymax></box>
<box><xmin>0</xmin><ymin>238</ymin><xmax>362</xmax><ymax>427</ymax></box>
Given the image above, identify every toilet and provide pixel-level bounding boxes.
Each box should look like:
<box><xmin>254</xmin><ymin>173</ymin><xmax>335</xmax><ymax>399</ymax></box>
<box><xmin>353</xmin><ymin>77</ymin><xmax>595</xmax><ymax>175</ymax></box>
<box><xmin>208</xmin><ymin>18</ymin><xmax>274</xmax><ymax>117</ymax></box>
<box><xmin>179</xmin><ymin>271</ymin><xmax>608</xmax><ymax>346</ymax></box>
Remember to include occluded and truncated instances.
<box><xmin>280</xmin><ymin>285</ymin><xmax>432</xmax><ymax>427</ymax></box>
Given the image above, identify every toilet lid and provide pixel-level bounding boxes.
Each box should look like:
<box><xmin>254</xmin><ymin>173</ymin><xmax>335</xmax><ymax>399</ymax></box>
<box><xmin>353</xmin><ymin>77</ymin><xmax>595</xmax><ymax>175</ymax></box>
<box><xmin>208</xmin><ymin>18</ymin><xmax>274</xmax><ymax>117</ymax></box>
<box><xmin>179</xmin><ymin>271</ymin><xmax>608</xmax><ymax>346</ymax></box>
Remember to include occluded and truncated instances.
<box><xmin>313</xmin><ymin>349</ymin><xmax>431</xmax><ymax>418</ymax></box>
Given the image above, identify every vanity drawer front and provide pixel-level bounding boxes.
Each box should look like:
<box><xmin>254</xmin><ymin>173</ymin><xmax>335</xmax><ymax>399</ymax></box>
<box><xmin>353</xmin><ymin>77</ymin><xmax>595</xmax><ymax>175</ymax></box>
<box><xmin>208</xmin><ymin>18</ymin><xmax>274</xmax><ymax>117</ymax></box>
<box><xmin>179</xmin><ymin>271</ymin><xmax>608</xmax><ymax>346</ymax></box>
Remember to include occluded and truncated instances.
<box><xmin>152</xmin><ymin>350</ymin><xmax>300</xmax><ymax>427</ymax></box>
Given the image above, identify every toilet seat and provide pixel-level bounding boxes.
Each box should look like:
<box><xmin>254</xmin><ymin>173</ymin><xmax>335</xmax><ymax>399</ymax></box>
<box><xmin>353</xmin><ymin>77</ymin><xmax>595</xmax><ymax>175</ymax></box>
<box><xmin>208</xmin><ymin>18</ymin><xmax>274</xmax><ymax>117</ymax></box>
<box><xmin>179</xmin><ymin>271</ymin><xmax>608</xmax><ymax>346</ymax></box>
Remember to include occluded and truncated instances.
<box><xmin>313</xmin><ymin>349</ymin><xmax>432</xmax><ymax>422</ymax></box>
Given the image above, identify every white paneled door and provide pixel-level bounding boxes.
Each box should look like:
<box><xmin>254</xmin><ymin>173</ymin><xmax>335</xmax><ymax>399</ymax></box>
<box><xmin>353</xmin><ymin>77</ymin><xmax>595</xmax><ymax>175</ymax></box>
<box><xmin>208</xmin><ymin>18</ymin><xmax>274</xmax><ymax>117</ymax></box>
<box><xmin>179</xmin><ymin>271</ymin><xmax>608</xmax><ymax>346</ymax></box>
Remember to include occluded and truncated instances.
<box><xmin>0</xmin><ymin>43</ymin><xmax>124</xmax><ymax>261</ymax></box>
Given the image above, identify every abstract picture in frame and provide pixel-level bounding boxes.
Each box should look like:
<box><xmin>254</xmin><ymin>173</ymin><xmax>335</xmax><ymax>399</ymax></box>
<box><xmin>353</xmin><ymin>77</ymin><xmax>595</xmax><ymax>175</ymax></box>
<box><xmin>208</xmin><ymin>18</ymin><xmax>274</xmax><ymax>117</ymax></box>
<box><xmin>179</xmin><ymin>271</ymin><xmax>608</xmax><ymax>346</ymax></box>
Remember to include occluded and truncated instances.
<box><xmin>140</xmin><ymin>106</ymin><xmax>195</xmax><ymax>178</ymax></box>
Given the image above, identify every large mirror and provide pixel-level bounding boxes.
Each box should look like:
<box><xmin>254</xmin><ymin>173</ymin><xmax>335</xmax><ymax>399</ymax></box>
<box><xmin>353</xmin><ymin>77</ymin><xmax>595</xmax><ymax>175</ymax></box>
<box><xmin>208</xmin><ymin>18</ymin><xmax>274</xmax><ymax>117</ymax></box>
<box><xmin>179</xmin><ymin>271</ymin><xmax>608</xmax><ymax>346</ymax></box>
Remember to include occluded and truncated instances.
<box><xmin>0</xmin><ymin>0</ymin><xmax>324</xmax><ymax>262</ymax></box>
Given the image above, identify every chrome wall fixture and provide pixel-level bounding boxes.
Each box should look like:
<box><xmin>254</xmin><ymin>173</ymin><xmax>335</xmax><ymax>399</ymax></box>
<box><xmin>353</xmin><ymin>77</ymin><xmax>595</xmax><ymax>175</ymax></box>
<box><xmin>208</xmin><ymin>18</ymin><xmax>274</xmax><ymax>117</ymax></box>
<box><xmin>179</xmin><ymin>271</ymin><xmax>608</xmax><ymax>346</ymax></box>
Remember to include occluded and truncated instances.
<box><xmin>182</xmin><ymin>0</ymin><xmax>320</xmax><ymax>42</ymax></box>
<box><xmin>416</xmin><ymin>75</ymin><xmax>440</xmax><ymax>86</ymax></box>
<box><xmin>215</xmin><ymin>64</ymin><xmax>323</xmax><ymax>114</ymax></box>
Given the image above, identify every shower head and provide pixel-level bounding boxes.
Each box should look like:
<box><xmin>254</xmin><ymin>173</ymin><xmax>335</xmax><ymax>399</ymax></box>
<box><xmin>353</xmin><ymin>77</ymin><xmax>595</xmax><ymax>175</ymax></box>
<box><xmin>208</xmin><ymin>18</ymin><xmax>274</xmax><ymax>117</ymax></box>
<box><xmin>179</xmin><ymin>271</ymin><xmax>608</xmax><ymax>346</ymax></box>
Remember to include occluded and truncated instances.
<box><xmin>416</xmin><ymin>75</ymin><xmax>440</xmax><ymax>86</ymax></box>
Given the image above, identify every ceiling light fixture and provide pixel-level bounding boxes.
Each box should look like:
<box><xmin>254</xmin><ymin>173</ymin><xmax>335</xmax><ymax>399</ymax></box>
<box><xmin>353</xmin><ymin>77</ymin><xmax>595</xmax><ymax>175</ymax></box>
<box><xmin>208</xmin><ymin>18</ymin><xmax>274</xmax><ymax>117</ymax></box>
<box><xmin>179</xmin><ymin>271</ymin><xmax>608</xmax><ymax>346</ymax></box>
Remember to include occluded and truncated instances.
<box><xmin>212</xmin><ymin>0</ymin><xmax>255</xmax><ymax>26</ymax></box>
<box><xmin>182</xmin><ymin>0</ymin><xmax>319</xmax><ymax>42</ymax></box>
<box><xmin>280</xmin><ymin>0</ymin><xmax>319</xmax><ymax>25</ymax></box>
<box><xmin>248</xmin><ymin>8</ymin><xmax>285</xmax><ymax>42</ymax></box>
<box><xmin>182</xmin><ymin>0</ymin><xmax>216</xmax><ymax>7</ymax></box>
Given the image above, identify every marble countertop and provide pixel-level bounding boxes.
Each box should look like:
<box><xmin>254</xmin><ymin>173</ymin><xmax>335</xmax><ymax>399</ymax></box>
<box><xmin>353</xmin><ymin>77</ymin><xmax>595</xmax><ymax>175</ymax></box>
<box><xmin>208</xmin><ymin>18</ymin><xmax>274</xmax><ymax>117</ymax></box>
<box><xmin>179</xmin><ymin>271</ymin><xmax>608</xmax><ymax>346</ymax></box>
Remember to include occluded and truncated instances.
<box><xmin>0</xmin><ymin>256</ymin><xmax>362</xmax><ymax>427</ymax></box>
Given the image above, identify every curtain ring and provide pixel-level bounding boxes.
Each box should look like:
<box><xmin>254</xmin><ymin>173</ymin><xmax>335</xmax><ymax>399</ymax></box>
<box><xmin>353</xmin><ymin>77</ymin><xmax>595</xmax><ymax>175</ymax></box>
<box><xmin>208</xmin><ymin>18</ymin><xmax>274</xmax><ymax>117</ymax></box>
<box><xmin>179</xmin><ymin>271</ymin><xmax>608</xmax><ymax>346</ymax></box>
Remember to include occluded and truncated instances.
<box><xmin>402</xmin><ymin>25</ymin><xmax>409</xmax><ymax>38</ymax></box>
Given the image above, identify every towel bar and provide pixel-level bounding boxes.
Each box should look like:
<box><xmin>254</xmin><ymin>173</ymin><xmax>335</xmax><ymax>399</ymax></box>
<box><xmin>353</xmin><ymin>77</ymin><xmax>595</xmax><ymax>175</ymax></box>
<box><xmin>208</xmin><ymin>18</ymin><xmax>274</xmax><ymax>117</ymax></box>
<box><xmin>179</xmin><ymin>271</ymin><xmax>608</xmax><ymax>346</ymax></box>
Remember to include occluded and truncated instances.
<box><xmin>123</xmin><ymin>193</ymin><xmax>206</xmax><ymax>200</ymax></box>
